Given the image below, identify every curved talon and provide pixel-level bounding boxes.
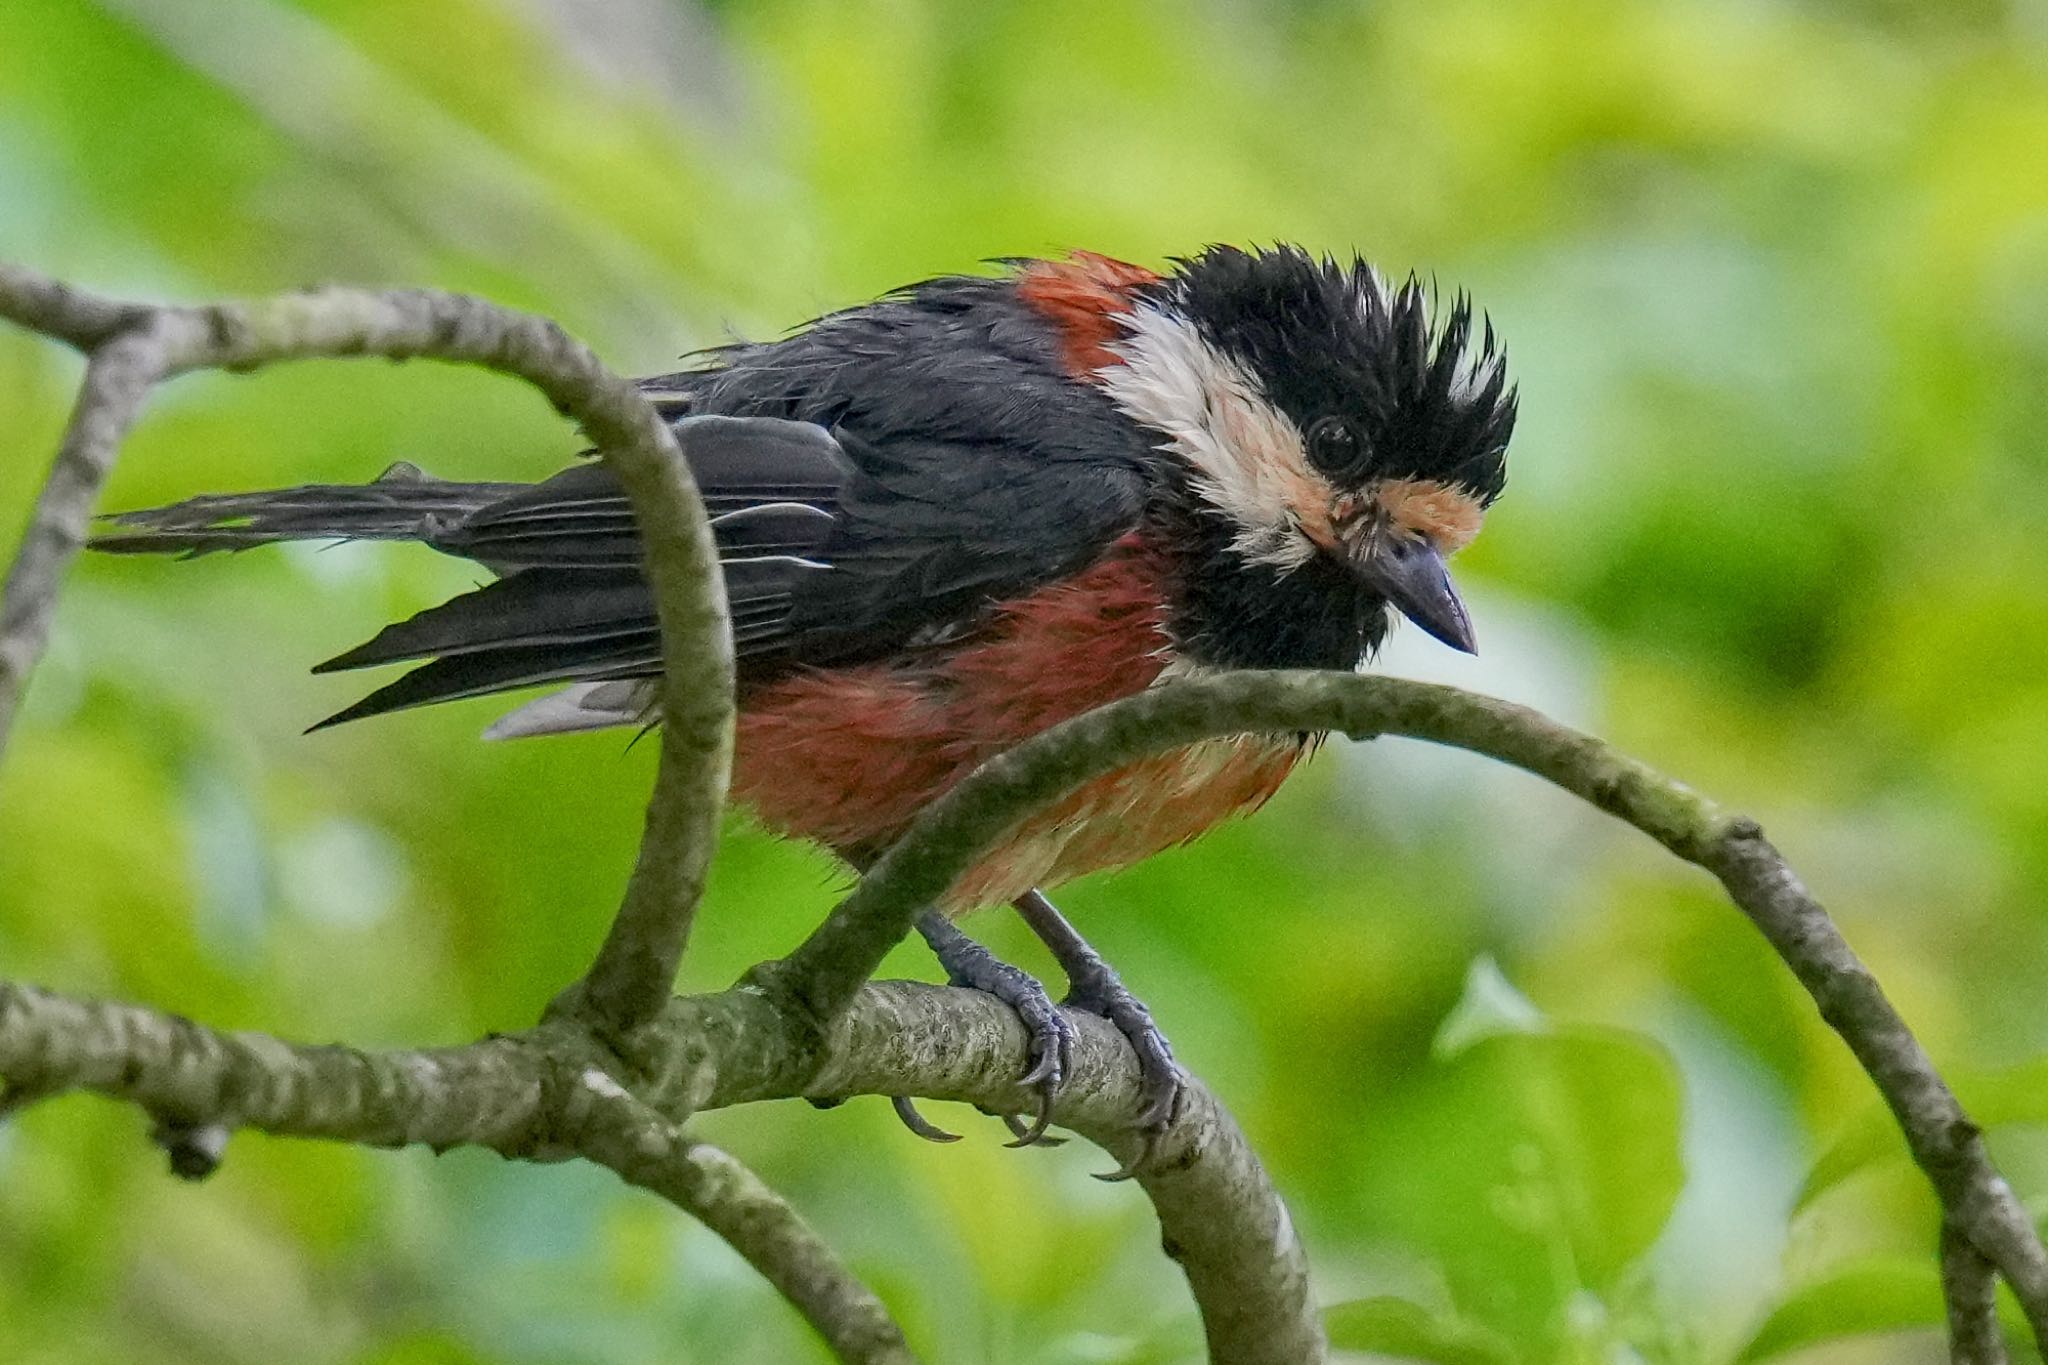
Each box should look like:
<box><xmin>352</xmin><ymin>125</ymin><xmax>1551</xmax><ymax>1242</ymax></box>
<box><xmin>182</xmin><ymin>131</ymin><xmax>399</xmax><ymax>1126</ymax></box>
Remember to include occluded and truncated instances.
<box><xmin>1092</xmin><ymin>1097</ymin><xmax>1180</xmax><ymax>1181</ymax></box>
<box><xmin>1005</xmin><ymin>1014</ymin><xmax>1074</xmax><ymax>1147</ymax></box>
<box><xmin>1094</xmin><ymin>1139</ymin><xmax>1158</xmax><ymax>1184</ymax></box>
<box><xmin>1090</xmin><ymin>1094</ymin><xmax>1175</xmax><ymax>1180</ymax></box>
<box><xmin>1066</xmin><ymin>960</ymin><xmax>1185</xmax><ymax>1156</ymax></box>
<box><xmin>891</xmin><ymin>1095</ymin><xmax>962</xmax><ymax>1143</ymax></box>
<box><xmin>1004</xmin><ymin>1100</ymin><xmax>1060</xmax><ymax>1149</ymax></box>
<box><xmin>993</xmin><ymin>1111</ymin><xmax>1067</xmax><ymax>1148</ymax></box>
<box><xmin>1093</xmin><ymin>1071</ymin><xmax>1183</xmax><ymax>1178</ymax></box>
<box><xmin>1130</xmin><ymin>1045</ymin><xmax>1185</xmax><ymax>1132</ymax></box>
<box><xmin>1016</xmin><ymin>1041</ymin><xmax>1064</xmax><ymax>1092</ymax></box>
<box><xmin>1008</xmin><ymin>890</ymin><xmax>1188</xmax><ymax>1169</ymax></box>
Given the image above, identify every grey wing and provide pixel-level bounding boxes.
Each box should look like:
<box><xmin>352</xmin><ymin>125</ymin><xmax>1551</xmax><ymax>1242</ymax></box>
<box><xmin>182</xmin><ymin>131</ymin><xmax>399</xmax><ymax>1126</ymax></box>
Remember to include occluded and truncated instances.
<box><xmin>311</xmin><ymin>414</ymin><xmax>1147</xmax><ymax>731</ymax></box>
<box><xmin>309</xmin><ymin>416</ymin><xmax>850</xmax><ymax>728</ymax></box>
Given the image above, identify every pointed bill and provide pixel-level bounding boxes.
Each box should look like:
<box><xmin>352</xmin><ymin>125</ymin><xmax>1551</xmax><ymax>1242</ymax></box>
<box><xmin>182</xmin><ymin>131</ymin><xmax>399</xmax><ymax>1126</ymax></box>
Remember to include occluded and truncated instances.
<box><xmin>1354</xmin><ymin>533</ymin><xmax>1477</xmax><ymax>654</ymax></box>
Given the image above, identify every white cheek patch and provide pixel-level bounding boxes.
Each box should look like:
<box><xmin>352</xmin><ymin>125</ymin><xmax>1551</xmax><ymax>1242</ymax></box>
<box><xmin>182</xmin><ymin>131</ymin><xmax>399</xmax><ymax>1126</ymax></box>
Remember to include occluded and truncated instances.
<box><xmin>1098</xmin><ymin>306</ymin><xmax>1330</xmax><ymax>571</ymax></box>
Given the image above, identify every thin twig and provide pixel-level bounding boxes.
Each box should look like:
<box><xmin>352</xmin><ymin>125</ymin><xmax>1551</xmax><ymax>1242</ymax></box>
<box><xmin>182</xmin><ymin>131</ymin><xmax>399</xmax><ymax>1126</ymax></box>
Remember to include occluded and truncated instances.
<box><xmin>1943</xmin><ymin>1219</ymin><xmax>2009</xmax><ymax>1365</ymax></box>
<box><xmin>0</xmin><ymin>263</ymin><xmax>149</xmax><ymax>350</ymax></box>
<box><xmin>772</xmin><ymin>671</ymin><xmax>1714</xmax><ymax>1019</ymax></box>
<box><xmin>0</xmin><ymin>327</ymin><xmax>167</xmax><ymax>754</ymax></box>
<box><xmin>562</xmin><ymin>1072</ymin><xmax>919</xmax><ymax>1365</ymax></box>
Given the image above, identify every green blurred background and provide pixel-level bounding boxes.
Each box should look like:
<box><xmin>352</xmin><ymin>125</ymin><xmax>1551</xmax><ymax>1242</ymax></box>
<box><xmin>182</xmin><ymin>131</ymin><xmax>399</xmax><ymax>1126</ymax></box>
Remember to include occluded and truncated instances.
<box><xmin>3</xmin><ymin>1</ymin><xmax>2046</xmax><ymax>1361</ymax></box>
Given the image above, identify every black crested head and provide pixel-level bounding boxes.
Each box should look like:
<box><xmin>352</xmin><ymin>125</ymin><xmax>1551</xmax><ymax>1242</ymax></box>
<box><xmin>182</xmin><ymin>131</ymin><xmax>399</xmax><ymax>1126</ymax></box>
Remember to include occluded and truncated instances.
<box><xmin>1151</xmin><ymin>244</ymin><xmax>1516</xmax><ymax>504</ymax></box>
<box><xmin>1093</xmin><ymin>244</ymin><xmax>1521</xmax><ymax>670</ymax></box>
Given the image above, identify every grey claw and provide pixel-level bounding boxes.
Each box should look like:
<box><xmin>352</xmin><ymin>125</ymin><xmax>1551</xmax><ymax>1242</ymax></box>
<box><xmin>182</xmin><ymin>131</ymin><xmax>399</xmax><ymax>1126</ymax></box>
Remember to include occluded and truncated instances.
<box><xmin>891</xmin><ymin>1095</ymin><xmax>962</xmax><ymax>1143</ymax></box>
<box><xmin>991</xmin><ymin>1110</ymin><xmax>1068</xmax><ymax>1148</ymax></box>
<box><xmin>1094</xmin><ymin>1124</ymin><xmax>1172</xmax><ymax>1183</ymax></box>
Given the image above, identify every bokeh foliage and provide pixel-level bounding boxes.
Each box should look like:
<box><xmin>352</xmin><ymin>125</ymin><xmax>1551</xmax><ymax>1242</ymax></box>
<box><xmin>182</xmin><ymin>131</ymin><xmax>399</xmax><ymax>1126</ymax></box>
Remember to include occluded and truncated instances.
<box><xmin>3</xmin><ymin>1</ymin><xmax>2047</xmax><ymax>1361</ymax></box>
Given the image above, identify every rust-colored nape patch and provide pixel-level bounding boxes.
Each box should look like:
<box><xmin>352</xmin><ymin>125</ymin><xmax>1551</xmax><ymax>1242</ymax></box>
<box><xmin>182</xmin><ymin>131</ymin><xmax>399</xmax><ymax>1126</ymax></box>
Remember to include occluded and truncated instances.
<box><xmin>1015</xmin><ymin>251</ymin><xmax>1160</xmax><ymax>377</ymax></box>
<box><xmin>1376</xmin><ymin>479</ymin><xmax>1486</xmax><ymax>555</ymax></box>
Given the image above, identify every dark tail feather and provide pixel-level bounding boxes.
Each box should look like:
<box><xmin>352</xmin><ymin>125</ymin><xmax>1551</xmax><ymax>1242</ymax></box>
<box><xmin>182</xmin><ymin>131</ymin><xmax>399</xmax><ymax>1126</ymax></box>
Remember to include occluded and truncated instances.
<box><xmin>304</xmin><ymin>563</ymin><xmax>666</xmax><ymax>729</ymax></box>
<box><xmin>94</xmin><ymin>416</ymin><xmax>850</xmax><ymax>731</ymax></box>
<box><xmin>307</xmin><ymin>633</ymin><xmax>662</xmax><ymax>731</ymax></box>
<box><xmin>91</xmin><ymin>463</ymin><xmax>519</xmax><ymax>557</ymax></box>
<box><xmin>312</xmin><ymin>567</ymin><xmax>657</xmax><ymax>673</ymax></box>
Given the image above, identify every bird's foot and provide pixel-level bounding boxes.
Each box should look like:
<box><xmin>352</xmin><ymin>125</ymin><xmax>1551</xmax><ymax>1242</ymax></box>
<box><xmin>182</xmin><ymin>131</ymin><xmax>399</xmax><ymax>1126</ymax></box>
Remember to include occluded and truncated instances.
<box><xmin>1012</xmin><ymin>890</ymin><xmax>1186</xmax><ymax>1180</ymax></box>
<box><xmin>1060</xmin><ymin>953</ymin><xmax>1183</xmax><ymax>1180</ymax></box>
<box><xmin>1062</xmin><ymin>953</ymin><xmax>1183</xmax><ymax>1159</ymax></box>
<box><xmin>896</xmin><ymin>910</ymin><xmax>1077</xmax><ymax>1148</ymax></box>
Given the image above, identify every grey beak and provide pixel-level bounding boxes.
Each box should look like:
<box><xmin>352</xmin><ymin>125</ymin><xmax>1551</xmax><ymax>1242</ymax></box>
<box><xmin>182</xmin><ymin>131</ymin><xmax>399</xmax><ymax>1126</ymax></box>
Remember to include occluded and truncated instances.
<box><xmin>1356</xmin><ymin>533</ymin><xmax>1477</xmax><ymax>655</ymax></box>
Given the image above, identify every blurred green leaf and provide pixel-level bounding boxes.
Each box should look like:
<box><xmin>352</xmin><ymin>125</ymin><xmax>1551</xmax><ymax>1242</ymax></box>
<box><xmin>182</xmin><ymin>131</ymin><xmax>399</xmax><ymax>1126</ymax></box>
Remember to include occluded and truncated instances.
<box><xmin>1735</xmin><ymin>1258</ymin><xmax>1943</xmax><ymax>1361</ymax></box>
<box><xmin>1324</xmin><ymin>1296</ymin><xmax>1516</xmax><ymax>1364</ymax></box>
<box><xmin>1358</xmin><ymin>1024</ymin><xmax>1684</xmax><ymax>1347</ymax></box>
<box><xmin>1433</xmin><ymin>954</ymin><xmax>1548</xmax><ymax>1059</ymax></box>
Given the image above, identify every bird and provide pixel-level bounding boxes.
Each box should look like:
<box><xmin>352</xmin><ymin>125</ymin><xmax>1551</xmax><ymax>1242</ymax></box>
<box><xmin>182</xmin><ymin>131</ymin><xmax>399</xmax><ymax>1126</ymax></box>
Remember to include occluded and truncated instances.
<box><xmin>92</xmin><ymin>244</ymin><xmax>1518</xmax><ymax>1156</ymax></box>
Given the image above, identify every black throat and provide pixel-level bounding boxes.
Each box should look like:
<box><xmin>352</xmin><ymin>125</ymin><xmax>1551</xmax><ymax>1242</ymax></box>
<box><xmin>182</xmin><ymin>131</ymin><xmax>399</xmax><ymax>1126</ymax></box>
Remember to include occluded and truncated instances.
<box><xmin>1150</xmin><ymin>501</ymin><xmax>1388</xmax><ymax>671</ymax></box>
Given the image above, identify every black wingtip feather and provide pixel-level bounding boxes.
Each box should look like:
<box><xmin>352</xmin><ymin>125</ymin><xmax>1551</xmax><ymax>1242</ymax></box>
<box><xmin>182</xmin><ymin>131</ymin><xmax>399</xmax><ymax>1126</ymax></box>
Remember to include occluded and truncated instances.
<box><xmin>308</xmin><ymin>633</ymin><xmax>665</xmax><ymax>731</ymax></box>
<box><xmin>312</xmin><ymin>568</ymin><xmax>656</xmax><ymax>674</ymax></box>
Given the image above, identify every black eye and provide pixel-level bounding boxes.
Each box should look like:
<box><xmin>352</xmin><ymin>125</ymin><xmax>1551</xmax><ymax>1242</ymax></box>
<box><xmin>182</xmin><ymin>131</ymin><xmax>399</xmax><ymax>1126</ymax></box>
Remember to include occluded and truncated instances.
<box><xmin>1307</xmin><ymin>417</ymin><xmax>1363</xmax><ymax>474</ymax></box>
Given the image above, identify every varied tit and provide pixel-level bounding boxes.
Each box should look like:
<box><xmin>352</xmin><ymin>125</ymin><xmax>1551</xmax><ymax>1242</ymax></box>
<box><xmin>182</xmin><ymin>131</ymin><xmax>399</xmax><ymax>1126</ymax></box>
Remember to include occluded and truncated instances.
<box><xmin>96</xmin><ymin>244</ymin><xmax>1518</xmax><ymax>1154</ymax></box>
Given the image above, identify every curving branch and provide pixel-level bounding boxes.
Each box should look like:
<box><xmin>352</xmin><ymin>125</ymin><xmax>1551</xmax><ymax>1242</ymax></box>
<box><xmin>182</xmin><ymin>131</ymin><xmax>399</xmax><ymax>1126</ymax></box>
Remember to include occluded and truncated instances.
<box><xmin>561</xmin><ymin>1078</ymin><xmax>918</xmax><ymax>1365</ymax></box>
<box><xmin>768</xmin><ymin>668</ymin><xmax>2048</xmax><ymax>1354</ymax></box>
<box><xmin>0</xmin><ymin>326</ymin><xmax>168</xmax><ymax>755</ymax></box>
<box><xmin>0</xmin><ymin>978</ymin><xmax>917</xmax><ymax>1363</ymax></box>
<box><xmin>0</xmin><ymin>264</ymin><xmax>1311</xmax><ymax>1362</ymax></box>
<box><xmin>0</xmin><ymin>263</ymin><xmax>730</xmax><ymax>1030</ymax></box>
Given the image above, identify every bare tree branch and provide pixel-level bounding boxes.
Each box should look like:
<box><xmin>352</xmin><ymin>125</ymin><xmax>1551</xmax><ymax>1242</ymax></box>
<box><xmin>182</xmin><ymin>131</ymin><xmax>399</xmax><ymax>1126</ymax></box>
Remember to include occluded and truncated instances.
<box><xmin>0</xmin><ymin>976</ymin><xmax>1310</xmax><ymax>1363</ymax></box>
<box><xmin>0</xmin><ymin>264</ymin><xmax>149</xmax><ymax>350</ymax></box>
<box><xmin>1708</xmin><ymin>832</ymin><xmax>2048</xmax><ymax>1345</ymax></box>
<box><xmin>7</xmin><ymin>263</ymin><xmax>2037</xmax><ymax>1362</ymax></box>
<box><xmin>0</xmin><ymin>327</ymin><xmax>167</xmax><ymax>755</ymax></box>
<box><xmin>0</xmin><ymin>980</ymin><xmax>918</xmax><ymax>1364</ymax></box>
<box><xmin>3</xmin><ymin>265</ymin><xmax>1318</xmax><ymax>1363</ymax></box>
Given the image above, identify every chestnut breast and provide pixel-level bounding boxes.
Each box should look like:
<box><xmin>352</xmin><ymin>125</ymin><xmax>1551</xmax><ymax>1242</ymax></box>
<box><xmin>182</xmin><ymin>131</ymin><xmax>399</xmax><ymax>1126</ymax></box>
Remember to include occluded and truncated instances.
<box><xmin>731</xmin><ymin>537</ymin><xmax>1306</xmax><ymax>911</ymax></box>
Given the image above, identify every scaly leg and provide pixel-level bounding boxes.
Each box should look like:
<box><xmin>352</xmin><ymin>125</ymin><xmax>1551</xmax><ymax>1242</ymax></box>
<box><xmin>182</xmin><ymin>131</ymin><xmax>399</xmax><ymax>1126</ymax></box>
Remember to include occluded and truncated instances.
<box><xmin>898</xmin><ymin>899</ymin><xmax>1184</xmax><ymax>1172</ymax></box>
<box><xmin>1013</xmin><ymin>889</ymin><xmax>1184</xmax><ymax>1175</ymax></box>
<box><xmin>894</xmin><ymin>909</ymin><xmax>1077</xmax><ymax>1146</ymax></box>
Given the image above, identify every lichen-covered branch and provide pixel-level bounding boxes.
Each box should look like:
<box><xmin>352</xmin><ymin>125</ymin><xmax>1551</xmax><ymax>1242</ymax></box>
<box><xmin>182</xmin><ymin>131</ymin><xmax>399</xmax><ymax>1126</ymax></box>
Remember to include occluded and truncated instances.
<box><xmin>771</xmin><ymin>670</ymin><xmax>1713</xmax><ymax>1021</ymax></box>
<box><xmin>1</xmin><ymin>264</ymin><xmax>1312</xmax><ymax>1364</ymax></box>
<box><xmin>1708</xmin><ymin>828</ymin><xmax>2048</xmax><ymax>1344</ymax></box>
<box><xmin>0</xmin><ymin>976</ymin><xmax>1301</xmax><ymax>1363</ymax></box>
<box><xmin>8</xmin><ymin>262</ymin><xmax>2037</xmax><ymax>1362</ymax></box>
<box><xmin>0</xmin><ymin>978</ymin><xmax>917</xmax><ymax>1364</ymax></box>
<box><xmin>0</xmin><ymin>264</ymin><xmax>730</xmax><ymax>1031</ymax></box>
